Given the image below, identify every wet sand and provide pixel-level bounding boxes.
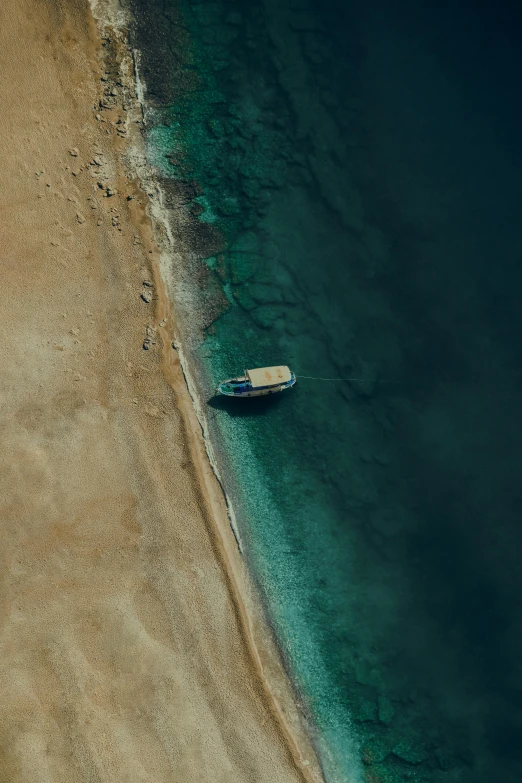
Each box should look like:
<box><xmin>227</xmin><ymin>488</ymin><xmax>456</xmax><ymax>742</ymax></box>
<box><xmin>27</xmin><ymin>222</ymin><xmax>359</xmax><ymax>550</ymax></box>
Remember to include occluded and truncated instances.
<box><xmin>0</xmin><ymin>1</ymin><xmax>323</xmax><ymax>780</ymax></box>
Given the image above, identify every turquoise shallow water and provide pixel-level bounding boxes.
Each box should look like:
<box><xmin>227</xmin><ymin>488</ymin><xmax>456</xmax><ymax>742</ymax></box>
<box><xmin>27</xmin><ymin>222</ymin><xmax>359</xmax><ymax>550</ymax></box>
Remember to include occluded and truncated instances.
<box><xmin>129</xmin><ymin>1</ymin><xmax>522</xmax><ymax>780</ymax></box>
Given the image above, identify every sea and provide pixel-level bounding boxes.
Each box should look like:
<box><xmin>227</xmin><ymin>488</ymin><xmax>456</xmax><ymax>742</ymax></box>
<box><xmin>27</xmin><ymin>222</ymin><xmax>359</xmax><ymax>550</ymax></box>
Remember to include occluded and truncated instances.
<box><xmin>125</xmin><ymin>0</ymin><xmax>522</xmax><ymax>780</ymax></box>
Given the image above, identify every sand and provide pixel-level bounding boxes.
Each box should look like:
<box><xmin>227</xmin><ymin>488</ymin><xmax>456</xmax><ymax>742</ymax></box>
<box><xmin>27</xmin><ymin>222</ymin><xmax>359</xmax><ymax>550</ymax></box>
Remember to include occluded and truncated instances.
<box><xmin>0</xmin><ymin>1</ymin><xmax>324</xmax><ymax>781</ymax></box>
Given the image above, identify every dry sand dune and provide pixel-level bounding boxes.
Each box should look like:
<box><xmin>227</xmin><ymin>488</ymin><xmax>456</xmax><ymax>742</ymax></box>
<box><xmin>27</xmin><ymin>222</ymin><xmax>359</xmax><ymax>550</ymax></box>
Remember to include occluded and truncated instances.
<box><xmin>0</xmin><ymin>1</ymin><xmax>323</xmax><ymax>780</ymax></box>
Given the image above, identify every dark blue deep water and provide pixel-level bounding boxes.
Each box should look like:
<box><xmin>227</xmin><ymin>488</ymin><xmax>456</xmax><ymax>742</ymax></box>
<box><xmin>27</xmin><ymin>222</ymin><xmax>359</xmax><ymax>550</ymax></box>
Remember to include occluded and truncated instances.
<box><xmin>128</xmin><ymin>1</ymin><xmax>522</xmax><ymax>780</ymax></box>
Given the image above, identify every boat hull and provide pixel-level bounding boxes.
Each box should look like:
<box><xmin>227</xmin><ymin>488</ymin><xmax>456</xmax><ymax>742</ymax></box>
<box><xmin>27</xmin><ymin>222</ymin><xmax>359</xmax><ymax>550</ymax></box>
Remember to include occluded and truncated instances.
<box><xmin>216</xmin><ymin>375</ymin><xmax>296</xmax><ymax>398</ymax></box>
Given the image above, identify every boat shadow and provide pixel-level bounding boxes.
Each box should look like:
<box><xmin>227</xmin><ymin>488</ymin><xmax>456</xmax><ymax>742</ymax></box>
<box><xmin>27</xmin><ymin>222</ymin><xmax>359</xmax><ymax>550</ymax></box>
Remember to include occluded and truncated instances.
<box><xmin>207</xmin><ymin>392</ymin><xmax>285</xmax><ymax>418</ymax></box>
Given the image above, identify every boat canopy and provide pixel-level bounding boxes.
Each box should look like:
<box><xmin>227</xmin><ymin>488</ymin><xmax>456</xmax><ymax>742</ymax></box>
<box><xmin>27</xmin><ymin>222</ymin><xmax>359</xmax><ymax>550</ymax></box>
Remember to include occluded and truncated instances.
<box><xmin>246</xmin><ymin>366</ymin><xmax>291</xmax><ymax>389</ymax></box>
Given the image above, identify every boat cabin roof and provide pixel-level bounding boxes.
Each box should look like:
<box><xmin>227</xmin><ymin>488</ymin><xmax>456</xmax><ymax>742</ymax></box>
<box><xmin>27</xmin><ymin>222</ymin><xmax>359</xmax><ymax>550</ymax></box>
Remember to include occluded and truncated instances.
<box><xmin>246</xmin><ymin>366</ymin><xmax>291</xmax><ymax>389</ymax></box>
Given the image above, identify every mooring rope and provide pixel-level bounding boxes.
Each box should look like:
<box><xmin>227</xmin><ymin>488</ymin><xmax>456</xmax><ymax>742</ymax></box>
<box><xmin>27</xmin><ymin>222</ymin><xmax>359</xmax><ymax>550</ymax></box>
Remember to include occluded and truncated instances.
<box><xmin>295</xmin><ymin>374</ymin><xmax>400</xmax><ymax>384</ymax></box>
<box><xmin>295</xmin><ymin>375</ymin><xmax>366</xmax><ymax>381</ymax></box>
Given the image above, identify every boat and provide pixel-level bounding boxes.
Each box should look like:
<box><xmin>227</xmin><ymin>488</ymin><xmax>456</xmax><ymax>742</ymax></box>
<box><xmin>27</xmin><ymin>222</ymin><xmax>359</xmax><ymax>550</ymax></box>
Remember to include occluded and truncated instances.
<box><xmin>216</xmin><ymin>365</ymin><xmax>296</xmax><ymax>398</ymax></box>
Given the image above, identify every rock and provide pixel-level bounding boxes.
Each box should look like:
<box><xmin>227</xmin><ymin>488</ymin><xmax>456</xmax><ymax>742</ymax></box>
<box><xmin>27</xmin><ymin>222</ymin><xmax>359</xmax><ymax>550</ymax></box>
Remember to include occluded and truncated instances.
<box><xmin>142</xmin><ymin>338</ymin><xmax>151</xmax><ymax>350</ymax></box>
<box><xmin>207</xmin><ymin>118</ymin><xmax>226</xmax><ymax>139</ymax></box>
<box><xmin>92</xmin><ymin>156</ymin><xmax>102</xmax><ymax>166</ymax></box>
<box><xmin>142</xmin><ymin>279</ymin><xmax>153</xmax><ymax>288</ymax></box>
<box><xmin>355</xmin><ymin>660</ymin><xmax>381</xmax><ymax>687</ymax></box>
<box><xmin>213</xmin><ymin>254</ymin><xmax>227</xmax><ymax>283</ymax></box>
<box><xmin>232</xmin><ymin>287</ymin><xmax>257</xmax><ymax>312</ymax></box>
<box><xmin>141</xmin><ymin>290</ymin><xmax>153</xmax><ymax>304</ymax></box>
<box><xmin>69</xmin><ymin>148</ymin><xmax>79</xmax><ymax>157</ymax></box>
<box><xmin>378</xmin><ymin>695</ymin><xmax>395</xmax><ymax>725</ymax></box>
<box><xmin>392</xmin><ymin>740</ymin><xmax>428</xmax><ymax>765</ymax></box>
<box><xmin>248</xmin><ymin>283</ymin><xmax>283</xmax><ymax>305</ymax></box>
<box><xmin>106</xmin><ymin>187</ymin><xmax>115</xmax><ymax>197</ymax></box>
<box><xmin>361</xmin><ymin>737</ymin><xmax>391</xmax><ymax>765</ymax></box>
<box><xmin>76</xmin><ymin>213</ymin><xmax>85</xmax><ymax>224</ymax></box>
<box><xmin>250</xmin><ymin>304</ymin><xmax>281</xmax><ymax>330</ymax></box>
<box><xmin>356</xmin><ymin>698</ymin><xmax>377</xmax><ymax>723</ymax></box>
<box><xmin>435</xmin><ymin>749</ymin><xmax>455</xmax><ymax>771</ymax></box>
<box><xmin>217</xmin><ymin>197</ymin><xmax>240</xmax><ymax>216</ymax></box>
<box><xmin>190</xmin><ymin>202</ymin><xmax>205</xmax><ymax>217</ymax></box>
<box><xmin>229</xmin><ymin>253</ymin><xmax>258</xmax><ymax>284</ymax></box>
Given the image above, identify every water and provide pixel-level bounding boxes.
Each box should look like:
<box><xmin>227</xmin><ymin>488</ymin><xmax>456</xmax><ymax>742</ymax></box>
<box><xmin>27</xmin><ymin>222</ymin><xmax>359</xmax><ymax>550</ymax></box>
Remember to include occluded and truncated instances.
<box><xmin>127</xmin><ymin>0</ymin><xmax>522</xmax><ymax>780</ymax></box>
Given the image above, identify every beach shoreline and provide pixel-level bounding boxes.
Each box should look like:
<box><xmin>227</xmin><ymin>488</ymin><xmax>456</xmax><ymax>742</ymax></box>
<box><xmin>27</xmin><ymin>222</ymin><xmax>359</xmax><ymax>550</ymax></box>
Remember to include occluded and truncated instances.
<box><xmin>87</xmin><ymin>6</ymin><xmax>325</xmax><ymax>776</ymax></box>
<box><xmin>0</xmin><ymin>0</ymin><xmax>325</xmax><ymax>780</ymax></box>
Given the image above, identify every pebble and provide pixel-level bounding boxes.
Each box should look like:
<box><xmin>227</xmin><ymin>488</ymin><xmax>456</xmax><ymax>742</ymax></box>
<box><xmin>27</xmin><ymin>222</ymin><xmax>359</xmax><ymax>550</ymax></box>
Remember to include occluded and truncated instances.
<box><xmin>69</xmin><ymin>148</ymin><xmax>79</xmax><ymax>157</ymax></box>
<box><xmin>76</xmin><ymin>213</ymin><xmax>86</xmax><ymax>224</ymax></box>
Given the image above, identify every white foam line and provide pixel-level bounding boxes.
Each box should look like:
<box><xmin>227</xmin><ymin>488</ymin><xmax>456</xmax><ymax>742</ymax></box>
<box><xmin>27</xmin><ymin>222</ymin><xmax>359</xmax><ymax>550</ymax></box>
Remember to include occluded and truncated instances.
<box><xmin>175</xmin><ymin>342</ymin><xmax>244</xmax><ymax>553</ymax></box>
<box><xmin>88</xmin><ymin>0</ymin><xmax>130</xmax><ymax>30</ymax></box>
<box><xmin>131</xmin><ymin>49</ymin><xmax>147</xmax><ymax>124</ymax></box>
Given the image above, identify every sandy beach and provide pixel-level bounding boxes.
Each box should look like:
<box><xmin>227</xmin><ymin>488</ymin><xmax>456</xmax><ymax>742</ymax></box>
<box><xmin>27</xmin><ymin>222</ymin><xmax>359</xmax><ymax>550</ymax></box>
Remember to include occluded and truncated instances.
<box><xmin>0</xmin><ymin>1</ymin><xmax>323</xmax><ymax>780</ymax></box>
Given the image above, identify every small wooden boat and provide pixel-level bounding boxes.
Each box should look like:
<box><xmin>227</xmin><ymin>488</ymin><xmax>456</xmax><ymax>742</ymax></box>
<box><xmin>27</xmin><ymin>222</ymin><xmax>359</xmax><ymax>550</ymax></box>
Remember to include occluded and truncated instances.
<box><xmin>216</xmin><ymin>365</ymin><xmax>296</xmax><ymax>398</ymax></box>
